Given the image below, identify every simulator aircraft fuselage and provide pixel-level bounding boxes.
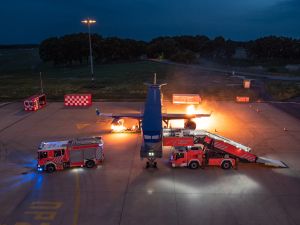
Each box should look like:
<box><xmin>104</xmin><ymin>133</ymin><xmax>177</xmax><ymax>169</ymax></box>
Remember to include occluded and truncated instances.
<box><xmin>97</xmin><ymin>75</ymin><xmax>211</xmax><ymax>167</ymax></box>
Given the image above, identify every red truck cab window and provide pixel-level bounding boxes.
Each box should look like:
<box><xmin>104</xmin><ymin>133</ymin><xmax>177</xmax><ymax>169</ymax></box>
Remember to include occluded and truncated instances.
<box><xmin>54</xmin><ymin>149</ymin><xmax>65</xmax><ymax>157</ymax></box>
<box><xmin>176</xmin><ymin>152</ymin><xmax>185</xmax><ymax>160</ymax></box>
<box><xmin>39</xmin><ymin>151</ymin><xmax>48</xmax><ymax>159</ymax></box>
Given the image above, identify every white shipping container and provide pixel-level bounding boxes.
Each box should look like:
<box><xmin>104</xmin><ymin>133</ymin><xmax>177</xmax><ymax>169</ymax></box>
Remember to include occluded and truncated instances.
<box><xmin>172</xmin><ymin>94</ymin><xmax>201</xmax><ymax>104</ymax></box>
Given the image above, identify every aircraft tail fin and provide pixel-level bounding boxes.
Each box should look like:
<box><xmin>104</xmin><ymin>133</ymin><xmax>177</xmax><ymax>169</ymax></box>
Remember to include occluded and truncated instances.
<box><xmin>144</xmin><ymin>73</ymin><xmax>167</xmax><ymax>87</ymax></box>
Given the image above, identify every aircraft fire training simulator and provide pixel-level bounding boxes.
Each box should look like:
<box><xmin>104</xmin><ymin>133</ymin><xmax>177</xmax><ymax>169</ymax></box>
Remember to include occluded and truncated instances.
<box><xmin>97</xmin><ymin>74</ymin><xmax>287</xmax><ymax>169</ymax></box>
<box><xmin>97</xmin><ymin>74</ymin><xmax>211</xmax><ymax>168</ymax></box>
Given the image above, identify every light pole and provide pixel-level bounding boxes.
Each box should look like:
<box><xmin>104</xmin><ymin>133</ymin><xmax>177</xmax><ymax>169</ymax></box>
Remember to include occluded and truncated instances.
<box><xmin>81</xmin><ymin>18</ymin><xmax>96</xmax><ymax>82</ymax></box>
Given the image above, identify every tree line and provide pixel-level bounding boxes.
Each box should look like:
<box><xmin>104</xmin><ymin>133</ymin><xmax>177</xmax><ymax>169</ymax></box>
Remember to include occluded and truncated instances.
<box><xmin>39</xmin><ymin>34</ymin><xmax>300</xmax><ymax>65</ymax></box>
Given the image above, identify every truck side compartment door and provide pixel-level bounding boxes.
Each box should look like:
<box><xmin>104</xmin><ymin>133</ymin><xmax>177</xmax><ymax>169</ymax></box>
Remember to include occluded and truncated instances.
<box><xmin>83</xmin><ymin>147</ymin><xmax>96</xmax><ymax>160</ymax></box>
<box><xmin>70</xmin><ymin>149</ymin><xmax>84</xmax><ymax>164</ymax></box>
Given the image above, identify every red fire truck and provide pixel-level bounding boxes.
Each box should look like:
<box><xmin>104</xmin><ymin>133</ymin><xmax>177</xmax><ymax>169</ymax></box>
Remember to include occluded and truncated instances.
<box><xmin>37</xmin><ymin>136</ymin><xmax>104</xmax><ymax>173</ymax></box>
<box><xmin>164</xmin><ymin>129</ymin><xmax>287</xmax><ymax>169</ymax></box>
<box><xmin>170</xmin><ymin>145</ymin><xmax>236</xmax><ymax>169</ymax></box>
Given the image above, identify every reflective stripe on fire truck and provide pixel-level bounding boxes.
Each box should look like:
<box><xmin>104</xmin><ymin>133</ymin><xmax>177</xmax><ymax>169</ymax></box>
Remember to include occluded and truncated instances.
<box><xmin>51</xmin><ymin>155</ymin><xmax>64</xmax><ymax>165</ymax></box>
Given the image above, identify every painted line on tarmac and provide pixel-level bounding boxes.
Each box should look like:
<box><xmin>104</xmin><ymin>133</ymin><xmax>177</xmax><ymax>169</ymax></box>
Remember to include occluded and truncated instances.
<box><xmin>15</xmin><ymin>201</ymin><xmax>63</xmax><ymax>225</ymax></box>
<box><xmin>0</xmin><ymin>102</ymin><xmax>13</xmax><ymax>108</ymax></box>
<box><xmin>76</xmin><ymin>123</ymin><xmax>90</xmax><ymax>130</ymax></box>
<box><xmin>0</xmin><ymin>101</ymin><xmax>40</xmax><ymax>134</ymax></box>
<box><xmin>72</xmin><ymin>172</ymin><xmax>80</xmax><ymax>225</ymax></box>
<box><xmin>0</xmin><ymin>177</ymin><xmax>37</xmax><ymax>225</ymax></box>
<box><xmin>0</xmin><ymin>102</ymin><xmax>61</xmax><ymax>135</ymax></box>
<box><xmin>268</xmin><ymin>101</ymin><xmax>300</xmax><ymax>105</ymax></box>
<box><xmin>118</xmin><ymin>135</ymin><xmax>139</xmax><ymax>225</ymax></box>
<box><xmin>0</xmin><ymin>113</ymin><xmax>34</xmax><ymax>134</ymax></box>
<box><xmin>253</xmin><ymin>100</ymin><xmax>300</xmax><ymax>104</ymax></box>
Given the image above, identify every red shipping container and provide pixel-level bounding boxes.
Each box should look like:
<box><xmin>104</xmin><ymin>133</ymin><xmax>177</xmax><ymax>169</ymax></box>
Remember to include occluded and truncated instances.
<box><xmin>163</xmin><ymin>137</ymin><xmax>194</xmax><ymax>146</ymax></box>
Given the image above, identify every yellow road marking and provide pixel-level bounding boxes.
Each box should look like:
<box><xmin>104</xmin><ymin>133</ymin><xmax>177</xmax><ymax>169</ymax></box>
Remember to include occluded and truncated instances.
<box><xmin>76</xmin><ymin>123</ymin><xmax>90</xmax><ymax>130</ymax></box>
<box><xmin>73</xmin><ymin>173</ymin><xmax>80</xmax><ymax>225</ymax></box>
<box><xmin>24</xmin><ymin>211</ymin><xmax>56</xmax><ymax>220</ymax></box>
<box><xmin>30</xmin><ymin>201</ymin><xmax>62</xmax><ymax>210</ymax></box>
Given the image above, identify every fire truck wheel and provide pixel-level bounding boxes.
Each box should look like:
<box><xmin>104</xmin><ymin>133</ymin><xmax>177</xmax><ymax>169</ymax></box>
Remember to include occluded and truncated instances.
<box><xmin>221</xmin><ymin>161</ymin><xmax>232</xmax><ymax>170</ymax></box>
<box><xmin>86</xmin><ymin>160</ymin><xmax>95</xmax><ymax>168</ymax></box>
<box><xmin>189</xmin><ymin>161</ymin><xmax>199</xmax><ymax>169</ymax></box>
<box><xmin>46</xmin><ymin>164</ymin><xmax>56</xmax><ymax>173</ymax></box>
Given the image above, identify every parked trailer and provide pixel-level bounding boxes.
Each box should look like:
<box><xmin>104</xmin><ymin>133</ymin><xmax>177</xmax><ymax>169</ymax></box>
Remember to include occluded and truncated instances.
<box><xmin>37</xmin><ymin>136</ymin><xmax>104</xmax><ymax>173</ymax></box>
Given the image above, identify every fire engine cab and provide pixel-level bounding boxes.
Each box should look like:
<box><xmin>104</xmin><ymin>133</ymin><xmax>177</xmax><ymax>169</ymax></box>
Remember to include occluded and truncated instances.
<box><xmin>37</xmin><ymin>136</ymin><xmax>104</xmax><ymax>173</ymax></box>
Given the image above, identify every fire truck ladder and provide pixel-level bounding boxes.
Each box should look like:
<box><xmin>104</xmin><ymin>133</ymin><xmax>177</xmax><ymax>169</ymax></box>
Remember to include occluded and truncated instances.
<box><xmin>193</xmin><ymin>130</ymin><xmax>287</xmax><ymax>168</ymax></box>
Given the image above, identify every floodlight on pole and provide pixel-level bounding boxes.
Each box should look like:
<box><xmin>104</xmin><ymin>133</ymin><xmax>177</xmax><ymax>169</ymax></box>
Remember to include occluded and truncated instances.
<box><xmin>81</xmin><ymin>18</ymin><xmax>96</xmax><ymax>82</ymax></box>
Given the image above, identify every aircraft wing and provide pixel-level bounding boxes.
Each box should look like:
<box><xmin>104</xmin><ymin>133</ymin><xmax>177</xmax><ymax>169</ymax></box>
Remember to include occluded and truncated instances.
<box><xmin>99</xmin><ymin>113</ymin><xmax>143</xmax><ymax>120</ymax></box>
<box><xmin>162</xmin><ymin>113</ymin><xmax>211</xmax><ymax>120</ymax></box>
<box><xmin>96</xmin><ymin>108</ymin><xmax>142</xmax><ymax>119</ymax></box>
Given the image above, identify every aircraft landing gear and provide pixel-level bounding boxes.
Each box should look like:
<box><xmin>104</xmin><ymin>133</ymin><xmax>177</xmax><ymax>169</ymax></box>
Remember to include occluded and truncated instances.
<box><xmin>146</xmin><ymin>158</ymin><xmax>157</xmax><ymax>168</ymax></box>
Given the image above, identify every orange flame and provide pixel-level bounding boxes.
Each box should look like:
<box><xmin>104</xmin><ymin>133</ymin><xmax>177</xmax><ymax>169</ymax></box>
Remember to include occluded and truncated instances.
<box><xmin>111</xmin><ymin>119</ymin><xmax>126</xmax><ymax>132</ymax></box>
<box><xmin>169</xmin><ymin>105</ymin><xmax>212</xmax><ymax>130</ymax></box>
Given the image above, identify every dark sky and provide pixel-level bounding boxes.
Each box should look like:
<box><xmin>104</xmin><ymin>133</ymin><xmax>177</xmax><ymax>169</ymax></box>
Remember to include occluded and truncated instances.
<box><xmin>1</xmin><ymin>0</ymin><xmax>299</xmax><ymax>44</ymax></box>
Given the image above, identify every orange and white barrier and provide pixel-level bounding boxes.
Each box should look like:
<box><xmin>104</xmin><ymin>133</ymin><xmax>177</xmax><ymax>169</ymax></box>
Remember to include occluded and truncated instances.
<box><xmin>64</xmin><ymin>94</ymin><xmax>92</xmax><ymax>106</ymax></box>
<box><xmin>173</xmin><ymin>94</ymin><xmax>201</xmax><ymax>104</ymax></box>
<box><xmin>236</xmin><ymin>96</ymin><xmax>250</xmax><ymax>103</ymax></box>
<box><xmin>24</xmin><ymin>94</ymin><xmax>46</xmax><ymax>111</ymax></box>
